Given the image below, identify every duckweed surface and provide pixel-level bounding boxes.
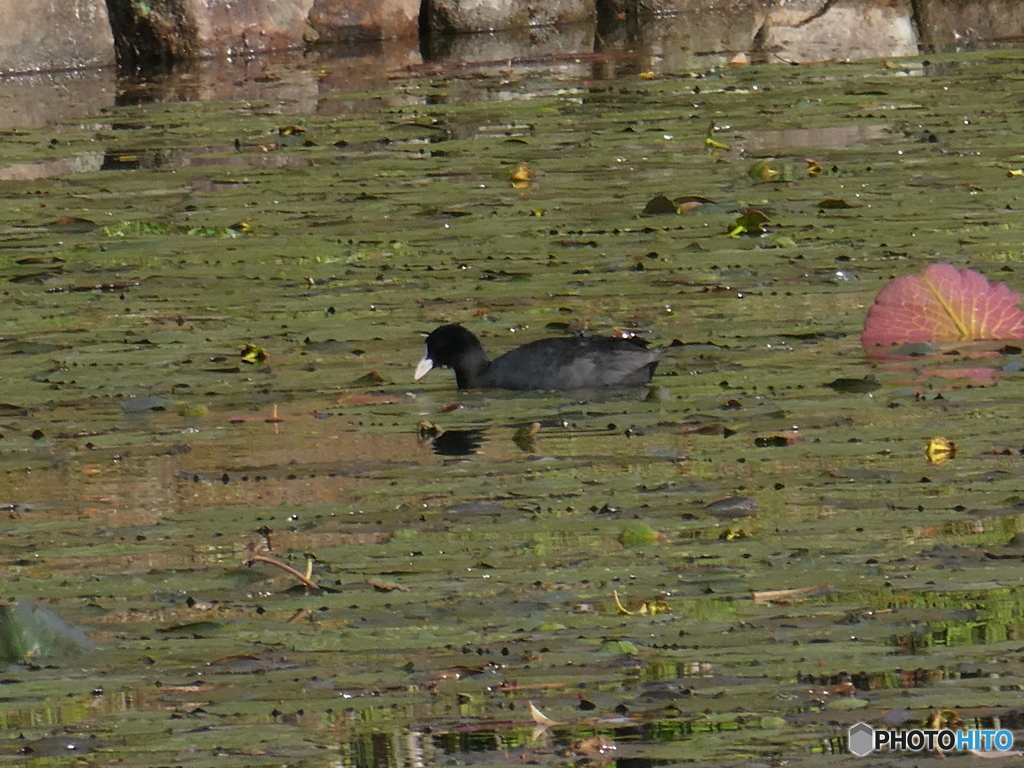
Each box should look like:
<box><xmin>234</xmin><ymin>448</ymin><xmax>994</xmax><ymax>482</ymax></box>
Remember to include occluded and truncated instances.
<box><xmin>3</xmin><ymin>50</ymin><xmax>1024</xmax><ymax>766</ymax></box>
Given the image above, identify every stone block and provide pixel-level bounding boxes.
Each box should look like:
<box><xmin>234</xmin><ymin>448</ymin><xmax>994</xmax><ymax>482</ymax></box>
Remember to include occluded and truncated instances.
<box><xmin>0</xmin><ymin>0</ymin><xmax>115</xmax><ymax>75</ymax></box>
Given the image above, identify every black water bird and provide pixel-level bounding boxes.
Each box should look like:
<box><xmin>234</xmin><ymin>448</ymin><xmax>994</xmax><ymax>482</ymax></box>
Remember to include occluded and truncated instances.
<box><xmin>414</xmin><ymin>323</ymin><xmax>666</xmax><ymax>390</ymax></box>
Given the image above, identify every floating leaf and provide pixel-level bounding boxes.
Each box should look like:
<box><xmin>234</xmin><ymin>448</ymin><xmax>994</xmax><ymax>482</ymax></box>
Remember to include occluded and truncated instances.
<box><xmin>619</xmin><ymin>521</ymin><xmax>660</xmax><ymax>547</ymax></box>
<box><xmin>643</xmin><ymin>194</ymin><xmax>714</xmax><ymax>215</ymax></box>
<box><xmin>509</xmin><ymin>161</ymin><xmax>533</xmax><ymax>189</ymax></box>
<box><xmin>925</xmin><ymin>436</ymin><xmax>956</xmax><ymax>466</ymax></box>
<box><xmin>676</xmin><ymin>199</ymin><xmax>705</xmax><ymax>213</ymax></box>
<box><xmin>642</xmin><ymin>195</ymin><xmax>677</xmax><ymax>215</ymax></box>
<box><xmin>240</xmin><ymin>343</ymin><xmax>268</xmax><ymax>364</ymax></box>
<box><xmin>728</xmin><ymin>208</ymin><xmax>771</xmax><ymax>237</ymax></box>
<box><xmin>861</xmin><ymin>264</ymin><xmax>1024</xmax><ymax>347</ymax></box>
<box><xmin>748</xmin><ymin>158</ymin><xmax>779</xmax><ymax>182</ymax></box>
<box><xmin>679</xmin><ymin>194</ymin><xmax>715</xmax><ymax>206</ymax></box>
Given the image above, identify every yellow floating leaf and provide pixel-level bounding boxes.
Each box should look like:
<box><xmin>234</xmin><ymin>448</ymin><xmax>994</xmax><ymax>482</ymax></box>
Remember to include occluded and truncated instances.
<box><xmin>748</xmin><ymin>158</ymin><xmax>779</xmax><ymax>182</ymax></box>
<box><xmin>509</xmin><ymin>161</ymin><xmax>534</xmax><ymax>189</ymax></box>
<box><xmin>240</xmin><ymin>343</ymin><xmax>268</xmax><ymax>364</ymax></box>
<box><xmin>925</xmin><ymin>436</ymin><xmax>956</xmax><ymax>466</ymax></box>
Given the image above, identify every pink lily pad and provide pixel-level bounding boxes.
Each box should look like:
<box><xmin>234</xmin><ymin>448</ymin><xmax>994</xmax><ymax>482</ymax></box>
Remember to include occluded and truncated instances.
<box><xmin>862</xmin><ymin>264</ymin><xmax>1024</xmax><ymax>347</ymax></box>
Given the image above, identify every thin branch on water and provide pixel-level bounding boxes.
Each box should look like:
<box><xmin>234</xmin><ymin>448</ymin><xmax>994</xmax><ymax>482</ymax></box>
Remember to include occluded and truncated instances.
<box><xmin>245</xmin><ymin>548</ymin><xmax>319</xmax><ymax>590</ymax></box>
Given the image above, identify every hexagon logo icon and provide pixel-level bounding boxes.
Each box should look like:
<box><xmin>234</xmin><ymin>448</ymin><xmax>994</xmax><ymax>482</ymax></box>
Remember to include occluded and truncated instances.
<box><xmin>848</xmin><ymin>722</ymin><xmax>875</xmax><ymax>756</ymax></box>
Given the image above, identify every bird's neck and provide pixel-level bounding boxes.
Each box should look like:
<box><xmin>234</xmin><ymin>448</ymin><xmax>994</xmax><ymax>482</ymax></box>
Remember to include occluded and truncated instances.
<box><xmin>454</xmin><ymin>347</ymin><xmax>490</xmax><ymax>389</ymax></box>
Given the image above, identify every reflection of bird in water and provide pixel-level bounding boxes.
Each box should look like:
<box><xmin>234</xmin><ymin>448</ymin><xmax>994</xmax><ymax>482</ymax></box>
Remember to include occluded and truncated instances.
<box><xmin>418</xmin><ymin>421</ymin><xmax>484</xmax><ymax>456</ymax></box>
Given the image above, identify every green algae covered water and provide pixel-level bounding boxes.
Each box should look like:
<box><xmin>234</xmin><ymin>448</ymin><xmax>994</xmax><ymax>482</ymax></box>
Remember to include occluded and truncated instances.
<box><xmin>2</xmin><ymin>50</ymin><xmax>1024</xmax><ymax>765</ymax></box>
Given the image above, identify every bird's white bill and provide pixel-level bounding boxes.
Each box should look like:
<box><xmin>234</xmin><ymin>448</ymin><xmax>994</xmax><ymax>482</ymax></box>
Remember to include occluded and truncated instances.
<box><xmin>414</xmin><ymin>351</ymin><xmax>433</xmax><ymax>380</ymax></box>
